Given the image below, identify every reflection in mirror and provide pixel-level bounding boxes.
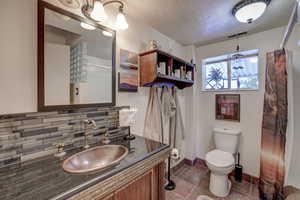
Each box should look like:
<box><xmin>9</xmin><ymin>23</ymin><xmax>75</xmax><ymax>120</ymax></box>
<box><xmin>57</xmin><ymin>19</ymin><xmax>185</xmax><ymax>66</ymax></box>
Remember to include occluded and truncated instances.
<box><xmin>44</xmin><ymin>9</ymin><xmax>113</xmax><ymax>106</ymax></box>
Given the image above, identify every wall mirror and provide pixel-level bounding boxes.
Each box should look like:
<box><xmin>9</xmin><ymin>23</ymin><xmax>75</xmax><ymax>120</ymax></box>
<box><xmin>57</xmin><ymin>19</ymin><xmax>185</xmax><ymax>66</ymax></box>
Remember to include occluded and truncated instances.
<box><xmin>38</xmin><ymin>1</ymin><xmax>116</xmax><ymax>111</ymax></box>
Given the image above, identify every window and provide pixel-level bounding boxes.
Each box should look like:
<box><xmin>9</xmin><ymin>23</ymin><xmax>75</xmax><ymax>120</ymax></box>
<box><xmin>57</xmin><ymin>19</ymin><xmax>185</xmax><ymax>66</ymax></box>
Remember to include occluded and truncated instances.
<box><xmin>202</xmin><ymin>49</ymin><xmax>259</xmax><ymax>91</ymax></box>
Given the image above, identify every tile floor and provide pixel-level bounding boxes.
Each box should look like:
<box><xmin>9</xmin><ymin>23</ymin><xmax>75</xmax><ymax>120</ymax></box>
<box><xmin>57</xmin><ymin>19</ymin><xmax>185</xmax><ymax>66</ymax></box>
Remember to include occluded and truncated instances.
<box><xmin>166</xmin><ymin>164</ymin><xmax>259</xmax><ymax>200</ymax></box>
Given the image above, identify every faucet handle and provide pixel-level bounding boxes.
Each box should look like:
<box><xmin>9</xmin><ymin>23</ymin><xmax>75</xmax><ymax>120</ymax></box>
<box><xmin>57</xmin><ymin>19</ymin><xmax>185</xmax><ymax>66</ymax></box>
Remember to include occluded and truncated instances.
<box><xmin>83</xmin><ymin>120</ymin><xmax>97</xmax><ymax>129</ymax></box>
<box><xmin>54</xmin><ymin>142</ymin><xmax>66</xmax><ymax>157</ymax></box>
<box><xmin>56</xmin><ymin>142</ymin><xmax>65</xmax><ymax>152</ymax></box>
<box><xmin>89</xmin><ymin>120</ymin><xmax>96</xmax><ymax>127</ymax></box>
<box><xmin>101</xmin><ymin>128</ymin><xmax>110</xmax><ymax>144</ymax></box>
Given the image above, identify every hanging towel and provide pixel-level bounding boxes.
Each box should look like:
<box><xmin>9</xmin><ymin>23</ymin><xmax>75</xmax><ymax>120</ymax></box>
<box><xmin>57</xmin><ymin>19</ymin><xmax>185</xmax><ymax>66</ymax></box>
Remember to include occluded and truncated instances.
<box><xmin>160</xmin><ymin>87</ymin><xmax>185</xmax><ymax>148</ymax></box>
<box><xmin>143</xmin><ymin>86</ymin><xmax>164</xmax><ymax>143</ymax></box>
<box><xmin>161</xmin><ymin>87</ymin><xmax>176</xmax><ymax>118</ymax></box>
<box><xmin>173</xmin><ymin>88</ymin><xmax>185</xmax><ymax>141</ymax></box>
<box><xmin>160</xmin><ymin>87</ymin><xmax>176</xmax><ymax>146</ymax></box>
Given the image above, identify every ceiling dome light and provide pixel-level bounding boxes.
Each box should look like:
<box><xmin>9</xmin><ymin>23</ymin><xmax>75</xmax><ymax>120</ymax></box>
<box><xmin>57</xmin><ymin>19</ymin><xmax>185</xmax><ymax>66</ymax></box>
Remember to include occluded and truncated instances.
<box><xmin>90</xmin><ymin>1</ymin><xmax>108</xmax><ymax>22</ymax></box>
<box><xmin>233</xmin><ymin>0</ymin><xmax>271</xmax><ymax>23</ymax></box>
<box><xmin>80</xmin><ymin>22</ymin><xmax>96</xmax><ymax>30</ymax></box>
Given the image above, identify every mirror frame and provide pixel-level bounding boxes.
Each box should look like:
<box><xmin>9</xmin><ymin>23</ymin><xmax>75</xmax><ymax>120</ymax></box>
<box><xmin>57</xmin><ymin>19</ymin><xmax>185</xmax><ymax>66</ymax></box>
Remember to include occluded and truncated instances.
<box><xmin>38</xmin><ymin>0</ymin><xmax>116</xmax><ymax>112</ymax></box>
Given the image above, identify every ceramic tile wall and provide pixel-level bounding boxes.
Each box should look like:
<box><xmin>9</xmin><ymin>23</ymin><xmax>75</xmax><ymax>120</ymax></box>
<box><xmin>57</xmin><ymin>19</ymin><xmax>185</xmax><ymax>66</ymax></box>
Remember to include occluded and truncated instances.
<box><xmin>0</xmin><ymin>106</ymin><xmax>128</xmax><ymax>167</ymax></box>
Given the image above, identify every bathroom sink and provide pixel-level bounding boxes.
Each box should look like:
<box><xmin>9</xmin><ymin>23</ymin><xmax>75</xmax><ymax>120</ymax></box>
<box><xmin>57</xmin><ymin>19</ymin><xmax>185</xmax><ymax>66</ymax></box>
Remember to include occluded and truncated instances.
<box><xmin>62</xmin><ymin>145</ymin><xmax>128</xmax><ymax>174</ymax></box>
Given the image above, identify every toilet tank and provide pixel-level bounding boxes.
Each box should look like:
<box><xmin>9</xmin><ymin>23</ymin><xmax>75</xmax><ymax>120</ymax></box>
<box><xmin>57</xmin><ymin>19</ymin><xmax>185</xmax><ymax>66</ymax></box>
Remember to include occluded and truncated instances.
<box><xmin>213</xmin><ymin>128</ymin><xmax>241</xmax><ymax>154</ymax></box>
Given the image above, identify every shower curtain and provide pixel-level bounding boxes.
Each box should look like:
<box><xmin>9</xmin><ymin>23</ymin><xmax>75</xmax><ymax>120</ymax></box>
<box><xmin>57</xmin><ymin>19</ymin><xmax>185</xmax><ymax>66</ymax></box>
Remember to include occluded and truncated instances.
<box><xmin>259</xmin><ymin>49</ymin><xmax>288</xmax><ymax>200</ymax></box>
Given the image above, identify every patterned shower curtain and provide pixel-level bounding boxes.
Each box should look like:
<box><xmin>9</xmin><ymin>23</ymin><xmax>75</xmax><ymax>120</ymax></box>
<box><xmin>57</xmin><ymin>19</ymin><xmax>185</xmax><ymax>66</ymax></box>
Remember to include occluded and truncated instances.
<box><xmin>259</xmin><ymin>49</ymin><xmax>288</xmax><ymax>200</ymax></box>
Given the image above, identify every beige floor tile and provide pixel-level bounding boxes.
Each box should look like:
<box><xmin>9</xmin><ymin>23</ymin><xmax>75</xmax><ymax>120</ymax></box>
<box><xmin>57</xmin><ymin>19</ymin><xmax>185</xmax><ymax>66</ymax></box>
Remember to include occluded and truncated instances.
<box><xmin>166</xmin><ymin>191</ymin><xmax>185</xmax><ymax>200</ymax></box>
<box><xmin>225</xmin><ymin>191</ymin><xmax>254</xmax><ymax>200</ymax></box>
<box><xmin>176</xmin><ymin>166</ymin><xmax>208</xmax><ymax>186</ymax></box>
<box><xmin>172</xmin><ymin>176</ymin><xmax>195</xmax><ymax>197</ymax></box>
<box><xmin>166</xmin><ymin>164</ymin><xmax>258</xmax><ymax>200</ymax></box>
<box><xmin>230</xmin><ymin>177</ymin><xmax>253</xmax><ymax>195</ymax></box>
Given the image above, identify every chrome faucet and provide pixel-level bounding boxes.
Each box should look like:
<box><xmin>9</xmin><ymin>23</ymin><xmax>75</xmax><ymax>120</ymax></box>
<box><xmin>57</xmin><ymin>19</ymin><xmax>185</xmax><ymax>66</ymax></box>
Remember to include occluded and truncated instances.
<box><xmin>83</xmin><ymin>120</ymin><xmax>97</xmax><ymax>149</ymax></box>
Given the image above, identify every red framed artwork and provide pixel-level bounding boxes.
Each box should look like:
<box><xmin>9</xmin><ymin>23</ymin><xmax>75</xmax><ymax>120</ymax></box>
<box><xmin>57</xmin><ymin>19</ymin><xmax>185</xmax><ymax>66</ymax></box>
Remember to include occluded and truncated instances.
<box><xmin>216</xmin><ymin>94</ymin><xmax>240</xmax><ymax>122</ymax></box>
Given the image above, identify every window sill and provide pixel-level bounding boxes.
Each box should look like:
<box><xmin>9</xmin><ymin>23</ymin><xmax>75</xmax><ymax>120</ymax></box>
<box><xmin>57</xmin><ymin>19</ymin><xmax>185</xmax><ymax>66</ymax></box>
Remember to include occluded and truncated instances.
<box><xmin>201</xmin><ymin>88</ymin><xmax>260</xmax><ymax>92</ymax></box>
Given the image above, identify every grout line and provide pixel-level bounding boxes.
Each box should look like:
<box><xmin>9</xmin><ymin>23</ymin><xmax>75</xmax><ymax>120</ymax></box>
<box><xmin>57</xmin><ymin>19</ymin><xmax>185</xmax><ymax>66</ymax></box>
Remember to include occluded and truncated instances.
<box><xmin>185</xmin><ymin>185</ymin><xmax>197</xmax><ymax>200</ymax></box>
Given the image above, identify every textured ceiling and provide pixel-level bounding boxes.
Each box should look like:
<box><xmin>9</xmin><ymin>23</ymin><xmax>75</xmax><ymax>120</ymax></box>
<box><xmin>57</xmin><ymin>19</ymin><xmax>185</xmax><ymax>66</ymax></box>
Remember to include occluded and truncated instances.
<box><xmin>123</xmin><ymin>0</ymin><xmax>295</xmax><ymax>46</ymax></box>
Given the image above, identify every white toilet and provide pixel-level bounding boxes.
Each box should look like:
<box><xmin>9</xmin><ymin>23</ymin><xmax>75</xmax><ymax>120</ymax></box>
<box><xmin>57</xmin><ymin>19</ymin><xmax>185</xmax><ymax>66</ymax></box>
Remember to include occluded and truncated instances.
<box><xmin>205</xmin><ymin>128</ymin><xmax>241</xmax><ymax>197</ymax></box>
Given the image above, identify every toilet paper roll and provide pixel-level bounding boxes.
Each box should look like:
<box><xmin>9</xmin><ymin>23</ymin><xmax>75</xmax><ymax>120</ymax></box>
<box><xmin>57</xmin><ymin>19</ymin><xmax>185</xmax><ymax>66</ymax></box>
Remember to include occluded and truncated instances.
<box><xmin>119</xmin><ymin>108</ymin><xmax>138</xmax><ymax>127</ymax></box>
<box><xmin>171</xmin><ymin>148</ymin><xmax>180</xmax><ymax>160</ymax></box>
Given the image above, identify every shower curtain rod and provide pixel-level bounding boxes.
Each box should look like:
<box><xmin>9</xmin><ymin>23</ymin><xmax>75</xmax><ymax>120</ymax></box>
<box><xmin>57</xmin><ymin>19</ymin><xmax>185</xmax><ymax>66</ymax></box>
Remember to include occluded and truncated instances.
<box><xmin>280</xmin><ymin>1</ymin><xmax>299</xmax><ymax>49</ymax></box>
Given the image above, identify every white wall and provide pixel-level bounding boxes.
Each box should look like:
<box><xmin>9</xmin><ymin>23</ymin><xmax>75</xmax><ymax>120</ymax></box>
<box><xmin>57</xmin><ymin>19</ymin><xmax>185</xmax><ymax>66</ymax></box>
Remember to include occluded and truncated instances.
<box><xmin>0</xmin><ymin>0</ymin><xmax>37</xmax><ymax>114</ymax></box>
<box><xmin>115</xmin><ymin>15</ymin><xmax>186</xmax><ymax>136</ymax></box>
<box><xmin>80</xmin><ymin>57</ymin><xmax>112</xmax><ymax>104</ymax></box>
<box><xmin>287</xmin><ymin>45</ymin><xmax>300</xmax><ymax>188</ymax></box>
<box><xmin>45</xmin><ymin>43</ymin><xmax>70</xmax><ymax>105</ymax></box>
<box><xmin>195</xmin><ymin>26</ymin><xmax>300</xmax><ymax>178</ymax></box>
<box><xmin>115</xmin><ymin>12</ymin><xmax>188</xmax><ymax>165</ymax></box>
<box><xmin>0</xmin><ymin>0</ymin><xmax>188</xmax><ymax>161</ymax></box>
<box><xmin>0</xmin><ymin>0</ymin><xmax>186</xmax><ymax>111</ymax></box>
<box><xmin>181</xmin><ymin>45</ymin><xmax>198</xmax><ymax>161</ymax></box>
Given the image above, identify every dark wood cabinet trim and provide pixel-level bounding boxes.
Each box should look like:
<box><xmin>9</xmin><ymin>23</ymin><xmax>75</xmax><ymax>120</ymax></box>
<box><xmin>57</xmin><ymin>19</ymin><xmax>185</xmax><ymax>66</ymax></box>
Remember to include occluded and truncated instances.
<box><xmin>158</xmin><ymin>162</ymin><xmax>166</xmax><ymax>200</ymax></box>
<box><xmin>96</xmin><ymin>193</ymin><xmax>114</xmax><ymax>200</ymax></box>
<box><xmin>37</xmin><ymin>0</ymin><xmax>116</xmax><ymax>112</ymax></box>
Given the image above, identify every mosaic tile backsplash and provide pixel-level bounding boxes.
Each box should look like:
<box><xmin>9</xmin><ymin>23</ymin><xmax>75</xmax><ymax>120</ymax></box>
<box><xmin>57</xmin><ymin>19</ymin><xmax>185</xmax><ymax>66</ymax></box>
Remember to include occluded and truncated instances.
<box><xmin>0</xmin><ymin>106</ymin><xmax>128</xmax><ymax>168</ymax></box>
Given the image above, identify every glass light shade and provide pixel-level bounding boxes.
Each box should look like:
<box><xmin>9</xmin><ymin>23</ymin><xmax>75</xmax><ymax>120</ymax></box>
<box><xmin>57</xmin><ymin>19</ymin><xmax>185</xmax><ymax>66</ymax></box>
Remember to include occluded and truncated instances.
<box><xmin>115</xmin><ymin>12</ymin><xmax>129</xmax><ymax>30</ymax></box>
<box><xmin>80</xmin><ymin>22</ymin><xmax>96</xmax><ymax>30</ymax></box>
<box><xmin>102</xmin><ymin>30</ymin><xmax>113</xmax><ymax>37</ymax></box>
<box><xmin>235</xmin><ymin>2</ymin><xmax>267</xmax><ymax>23</ymax></box>
<box><xmin>90</xmin><ymin>1</ymin><xmax>108</xmax><ymax>22</ymax></box>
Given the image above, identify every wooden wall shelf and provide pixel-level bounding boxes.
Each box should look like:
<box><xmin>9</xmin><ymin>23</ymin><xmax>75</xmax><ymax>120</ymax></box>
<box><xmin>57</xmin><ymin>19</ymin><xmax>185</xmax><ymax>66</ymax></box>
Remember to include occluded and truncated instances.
<box><xmin>139</xmin><ymin>49</ymin><xmax>195</xmax><ymax>89</ymax></box>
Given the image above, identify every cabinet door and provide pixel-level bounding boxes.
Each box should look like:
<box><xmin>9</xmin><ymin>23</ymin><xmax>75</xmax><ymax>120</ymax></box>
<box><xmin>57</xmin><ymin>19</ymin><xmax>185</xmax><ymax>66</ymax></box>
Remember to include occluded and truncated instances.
<box><xmin>115</xmin><ymin>170</ymin><xmax>153</xmax><ymax>200</ymax></box>
<box><xmin>96</xmin><ymin>194</ymin><xmax>114</xmax><ymax>200</ymax></box>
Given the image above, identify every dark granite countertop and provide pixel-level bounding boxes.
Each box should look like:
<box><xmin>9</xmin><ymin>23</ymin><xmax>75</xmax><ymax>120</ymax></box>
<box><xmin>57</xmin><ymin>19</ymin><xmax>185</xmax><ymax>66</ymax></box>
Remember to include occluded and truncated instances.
<box><xmin>0</xmin><ymin>135</ymin><xmax>168</xmax><ymax>200</ymax></box>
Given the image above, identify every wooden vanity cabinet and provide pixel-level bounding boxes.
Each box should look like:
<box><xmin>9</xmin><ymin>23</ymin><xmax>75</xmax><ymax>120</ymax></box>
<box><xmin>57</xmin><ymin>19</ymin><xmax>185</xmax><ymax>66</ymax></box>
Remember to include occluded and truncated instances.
<box><xmin>115</xmin><ymin>170</ymin><xmax>153</xmax><ymax>200</ymax></box>
<box><xmin>69</xmin><ymin>148</ymin><xmax>170</xmax><ymax>200</ymax></box>
<box><xmin>114</xmin><ymin>162</ymin><xmax>165</xmax><ymax>200</ymax></box>
<box><xmin>73</xmin><ymin>161</ymin><xmax>166</xmax><ymax>200</ymax></box>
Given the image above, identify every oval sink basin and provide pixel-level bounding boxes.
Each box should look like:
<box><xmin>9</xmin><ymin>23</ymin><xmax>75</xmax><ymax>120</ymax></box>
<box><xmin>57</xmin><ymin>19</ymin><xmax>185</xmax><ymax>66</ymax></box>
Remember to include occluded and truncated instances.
<box><xmin>62</xmin><ymin>145</ymin><xmax>128</xmax><ymax>174</ymax></box>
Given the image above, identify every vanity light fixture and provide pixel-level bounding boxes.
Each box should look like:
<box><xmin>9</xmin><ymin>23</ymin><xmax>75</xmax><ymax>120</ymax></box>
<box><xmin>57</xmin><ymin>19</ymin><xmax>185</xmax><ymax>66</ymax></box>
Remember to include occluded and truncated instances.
<box><xmin>80</xmin><ymin>22</ymin><xmax>96</xmax><ymax>30</ymax></box>
<box><xmin>82</xmin><ymin>0</ymin><xmax>129</xmax><ymax>30</ymax></box>
<box><xmin>115</xmin><ymin>6</ymin><xmax>129</xmax><ymax>30</ymax></box>
<box><xmin>232</xmin><ymin>0</ymin><xmax>271</xmax><ymax>23</ymax></box>
<box><xmin>90</xmin><ymin>1</ymin><xmax>108</xmax><ymax>22</ymax></box>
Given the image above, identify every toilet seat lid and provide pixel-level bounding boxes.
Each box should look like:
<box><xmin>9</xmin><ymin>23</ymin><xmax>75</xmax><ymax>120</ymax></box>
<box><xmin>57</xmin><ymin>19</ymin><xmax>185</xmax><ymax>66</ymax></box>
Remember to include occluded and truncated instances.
<box><xmin>205</xmin><ymin>150</ymin><xmax>234</xmax><ymax>167</ymax></box>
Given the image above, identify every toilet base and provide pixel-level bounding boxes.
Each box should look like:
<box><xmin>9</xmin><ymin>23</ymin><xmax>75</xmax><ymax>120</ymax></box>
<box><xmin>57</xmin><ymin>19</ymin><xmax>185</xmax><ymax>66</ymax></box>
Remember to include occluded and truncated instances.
<box><xmin>209</xmin><ymin>172</ymin><xmax>232</xmax><ymax>197</ymax></box>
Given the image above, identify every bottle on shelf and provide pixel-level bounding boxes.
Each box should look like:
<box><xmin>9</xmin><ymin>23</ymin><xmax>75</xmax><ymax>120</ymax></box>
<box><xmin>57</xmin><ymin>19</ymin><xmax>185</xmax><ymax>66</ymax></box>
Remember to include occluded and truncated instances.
<box><xmin>180</xmin><ymin>66</ymin><xmax>186</xmax><ymax>79</ymax></box>
<box><xmin>158</xmin><ymin>62</ymin><xmax>166</xmax><ymax>75</ymax></box>
<box><xmin>167</xmin><ymin>65</ymin><xmax>172</xmax><ymax>76</ymax></box>
<box><xmin>186</xmin><ymin>71</ymin><xmax>192</xmax><ymax>80</ymax></box>
<box><xmin>174</xmin><ymin>69</ymin><xmax>180</xmax><ymax>78</ymax></box>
